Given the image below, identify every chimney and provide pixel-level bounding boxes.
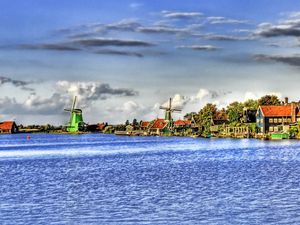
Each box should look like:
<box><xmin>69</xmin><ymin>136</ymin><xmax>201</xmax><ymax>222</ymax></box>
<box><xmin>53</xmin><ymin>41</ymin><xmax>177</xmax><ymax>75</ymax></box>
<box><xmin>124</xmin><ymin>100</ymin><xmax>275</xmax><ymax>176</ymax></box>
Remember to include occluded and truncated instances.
<box><xmin>285</xmin><ymin>97</ymin><xmax>289</xmax><ymax>105</ymax></box>
<box><xmin>291</xmin><ymin>102</ymin><xmax>297</xmax><ymax>123</ymax></box>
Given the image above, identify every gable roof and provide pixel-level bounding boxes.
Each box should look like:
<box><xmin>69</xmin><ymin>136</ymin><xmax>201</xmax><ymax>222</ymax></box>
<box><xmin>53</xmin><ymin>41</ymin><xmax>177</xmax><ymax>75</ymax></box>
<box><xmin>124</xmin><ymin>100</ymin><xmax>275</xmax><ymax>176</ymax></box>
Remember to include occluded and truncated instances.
<box><xmin>259</xmin><ymin>105</ymin><xmax>300</xmax><ymax>117</ymax></box>
<box><xmin>0</xmin><ymin>121</ymin><xmax>15</xmax><ymax>130</ymax></box>
<box><xmin>174</xmin><ymin>119</ymin><xmax>191</xmax><ymax>126</ymax></box>
<box><xmin>150</xmin><ymin>119</ymin><xmax>168</xmax><ymax>129</ymax></box>
<box><xmin>141</xmin><ymin>121</ymin><xmax>150</xmax><ymax>128</ymax></box>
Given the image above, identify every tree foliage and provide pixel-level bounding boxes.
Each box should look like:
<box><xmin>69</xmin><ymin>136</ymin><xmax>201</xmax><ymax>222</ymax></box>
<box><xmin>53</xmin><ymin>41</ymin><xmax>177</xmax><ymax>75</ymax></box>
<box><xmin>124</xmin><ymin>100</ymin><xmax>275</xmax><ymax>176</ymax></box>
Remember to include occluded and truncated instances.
<box><xmin>244</xmin><ymin>99</ymin><xmax>258</xmax><ymax>110</ymax></box>
<box><xmin>226</xmin><ymin>101</ymin><xmax>244</xmax><ymax>123</ymax></box>
<box><xmin>258</xmin><ymin>95</ymin><xmax>281</xmax><ymax>106</ymax></box>
<box><xmin>198</xmin><ymin>103</ymin><xmax>217</xmax><ymax>135</ymax></box>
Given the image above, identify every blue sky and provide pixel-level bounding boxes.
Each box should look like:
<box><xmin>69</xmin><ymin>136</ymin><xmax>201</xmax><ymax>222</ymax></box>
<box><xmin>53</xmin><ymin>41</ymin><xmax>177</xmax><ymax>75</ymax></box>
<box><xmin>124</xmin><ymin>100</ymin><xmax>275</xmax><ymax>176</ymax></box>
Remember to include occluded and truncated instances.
<box><xmin>1</xmin><ymin>0</ymin><xmax>300</xmax><ymax>125</ymax></box>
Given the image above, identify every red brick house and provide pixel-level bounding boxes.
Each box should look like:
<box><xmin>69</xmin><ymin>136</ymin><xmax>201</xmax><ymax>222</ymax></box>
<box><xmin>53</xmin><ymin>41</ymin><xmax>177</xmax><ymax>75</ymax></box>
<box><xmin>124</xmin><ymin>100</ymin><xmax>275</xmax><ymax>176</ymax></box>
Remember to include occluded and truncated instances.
<box><xmin>0</xmin><ymin>121</ymin><xmax>18</xmax><ymax>134</ymax></box>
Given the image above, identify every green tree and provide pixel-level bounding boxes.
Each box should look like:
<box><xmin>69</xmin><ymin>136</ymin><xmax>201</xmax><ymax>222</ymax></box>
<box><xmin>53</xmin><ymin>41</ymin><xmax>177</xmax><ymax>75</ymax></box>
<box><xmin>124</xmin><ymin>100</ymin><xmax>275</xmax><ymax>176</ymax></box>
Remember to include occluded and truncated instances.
<box><xmin>258</xmin><ymin>95</ymin><xmax>281</xmax><ymax>106</ymax></box>
<box><xmin>125</xmin><ymin>120</ymin><xmax>130</xmax><ymax>126</ymax></box>
<box><xmin>226</xmin><ymin>101</ymin><xmax>244</xmax><ymax>123</ymax></box>
<box><xmin>199</xmin><ymin>103</ymin><xmax>217</xmax><ymax>135</ymax></box>
<box><xmin>244</xmin><ymin>99</ymin><xmax>258</xmax><ymax>110</ymax></box>
<box><xmin>132</xmin><ymin>118</ymin><xmax>138</xmax><ymax>126</ymax></box>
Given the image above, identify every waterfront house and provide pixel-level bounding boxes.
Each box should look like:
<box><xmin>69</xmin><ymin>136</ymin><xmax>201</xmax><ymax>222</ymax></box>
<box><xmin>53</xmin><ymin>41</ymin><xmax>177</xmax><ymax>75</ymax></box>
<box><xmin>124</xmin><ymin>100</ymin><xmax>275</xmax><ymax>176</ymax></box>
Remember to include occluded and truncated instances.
<box><xmin>174</xmin><ymin>119</ymin><xmax>192</xmax><ymax>135</ymax></box>
<box><xmin>149</xmin><ymin>119</ymin><xmax>169</xmax><ymax>135</ymax></box>
<box><xmin>140</xmin><ymin>121</ymin><xmax>151</xmax><ymax>131</ymax></box>
<box><xmin>0</xmin><ymin>121</ymin><xmax>18</xmax><ymax>134</ymax></box>
<box><xmin>256</xmin><ymin>103</ymin><xmax>300</xmax><ymax>134</ymax></box>
<box><xmin>210</xmin><ymin>119</ymin><xmax>229</xmax><ymax>133</ymax></box>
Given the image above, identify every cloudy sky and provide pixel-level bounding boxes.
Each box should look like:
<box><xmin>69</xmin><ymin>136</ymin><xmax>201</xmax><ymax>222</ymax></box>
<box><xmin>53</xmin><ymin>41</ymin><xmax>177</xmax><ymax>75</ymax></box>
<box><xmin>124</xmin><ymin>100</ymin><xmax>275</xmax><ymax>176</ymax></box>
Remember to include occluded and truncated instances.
<box><xmin>1</xmin><ymin>0</ymin><xmax>300</xmax><ymax>125</ymax></box>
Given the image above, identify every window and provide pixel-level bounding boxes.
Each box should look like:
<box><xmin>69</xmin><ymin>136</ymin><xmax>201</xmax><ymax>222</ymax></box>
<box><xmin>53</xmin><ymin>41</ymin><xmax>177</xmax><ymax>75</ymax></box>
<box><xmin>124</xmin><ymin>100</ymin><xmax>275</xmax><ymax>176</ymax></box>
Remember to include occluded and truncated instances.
<box><xmin>288</xmin><ymin>118</ymin><xmax>292</xmax><ymax>123</ymax></box>
<box><xmin>274</xmin><ymin>118</ymin><xmax>278</xmax><ymax>123</ymax></box>
<box><xmin>297</xmin><ymin>118</ymin><xmax>300</xmax><ymax>122</ymax></box>
<box><xmin>257</xmin><ymin>119</ymin><xmax>260</xmax><ymax>123</ymax></box>
<box><xmin>269</xmin><ymin>118</ymin><xmax>274</xmax><ymax>123</ymax></box>
<box><xmin>274</xmin><ymin>126</ymin><xmax>278</xmax><ymax>132</ymax></box>
<box><xmin>284</xmin><ymin>118</ymin><xmax>287</xmax><ymax>123</ymax></box>
<box><xmin>269</xmin><ymin>126</ymin><xmax>274</xmax><ymax>132</ymax></box>
<box><xmin>278</xmin><ymin>118</ymin><xmax>282</xmax><ymax>123</ymax></box>
<box><xmin>261</xmin><ymin>119</ymin><xmax>264</xmax><ymax>123</ymax></box>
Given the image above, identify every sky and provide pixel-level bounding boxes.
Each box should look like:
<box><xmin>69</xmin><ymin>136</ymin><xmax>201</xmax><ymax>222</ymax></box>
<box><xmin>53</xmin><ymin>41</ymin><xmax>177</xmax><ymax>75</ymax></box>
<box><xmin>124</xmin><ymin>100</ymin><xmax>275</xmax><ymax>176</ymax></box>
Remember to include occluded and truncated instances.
<box><xmin>1</xmin><ymin>0</ymin><xmax>300</xmax><ymax>125</ymax></box>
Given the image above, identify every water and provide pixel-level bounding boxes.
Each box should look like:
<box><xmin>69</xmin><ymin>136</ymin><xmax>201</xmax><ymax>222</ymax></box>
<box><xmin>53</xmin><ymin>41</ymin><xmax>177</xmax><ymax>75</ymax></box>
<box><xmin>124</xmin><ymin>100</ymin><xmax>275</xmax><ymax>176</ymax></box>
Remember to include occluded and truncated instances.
<box><xmin>0</xmin><ymin>134</ymin><xmax>300</xmax><ymax>224</ymax></box>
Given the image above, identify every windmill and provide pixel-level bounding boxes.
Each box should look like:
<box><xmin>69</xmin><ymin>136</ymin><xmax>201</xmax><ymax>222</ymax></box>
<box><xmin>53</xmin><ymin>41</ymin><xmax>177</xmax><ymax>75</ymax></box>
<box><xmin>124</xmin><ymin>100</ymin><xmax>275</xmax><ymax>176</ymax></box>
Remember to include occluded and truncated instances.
<box><xmin>159</xmin><ymin>98</ymin><xmax>182</xmax><ymax>121</ymax></box>
<box><xmin>64</xmin><ymin>96</ymin><xmax>84</xmax><ymax>133</ymax></box>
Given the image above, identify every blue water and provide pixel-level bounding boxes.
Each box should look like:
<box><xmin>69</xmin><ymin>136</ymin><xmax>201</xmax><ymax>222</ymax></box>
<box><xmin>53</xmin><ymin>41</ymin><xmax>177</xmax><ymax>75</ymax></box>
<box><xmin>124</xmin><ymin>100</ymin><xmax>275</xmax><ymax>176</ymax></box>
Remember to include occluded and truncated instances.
<box><xmin>1</xmin><ymin>134</ymin><xmax>300</xmax><ymax>224</ymax></box>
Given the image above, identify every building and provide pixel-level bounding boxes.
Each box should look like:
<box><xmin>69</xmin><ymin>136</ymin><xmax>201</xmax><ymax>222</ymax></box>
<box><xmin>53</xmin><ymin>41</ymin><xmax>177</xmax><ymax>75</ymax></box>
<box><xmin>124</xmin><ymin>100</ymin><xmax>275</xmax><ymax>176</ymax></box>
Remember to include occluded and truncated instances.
<box><xmin>149</xmin><ymin>119</ymin><xmax>169</xmax><ymax>135</ymax></box>
<box><xmin>256</xmin><ymin>104</ymin><xmax>300</xmax><ymax>133</ymax></box>
<box><xmin>174</xmin><ymin>119</ymin><xmax>192</xmax><ymax>135</ymax></box>
<box><xmin>0</xmin><ymin>121</ymin><xmax>18</xmax><ymax>134</ymax></box>
<box><xmin>140</xmin><ymin>121</ymin><xmax>151</xmax><ymax>131</ymax></box>
<box><xmin>210</xmin><ymin>119</ymin><xmax>229</xmax><ymax>133</ymax></box>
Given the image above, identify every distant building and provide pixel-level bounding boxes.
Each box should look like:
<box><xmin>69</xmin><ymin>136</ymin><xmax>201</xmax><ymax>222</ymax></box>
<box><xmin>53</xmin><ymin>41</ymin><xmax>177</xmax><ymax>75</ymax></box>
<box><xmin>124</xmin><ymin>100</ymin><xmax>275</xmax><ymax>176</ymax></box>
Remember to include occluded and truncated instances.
<box><xmin>256</xmin><ymin>104</ymin><xmax>300</xmax><ymax>133</ymax></box>
<box><xmin>149</xmin><ymin>119</ymin><xmax>169</xmax><ymax>135</ymax></box>
<box><xmin>210</xmin><ymin>119</ymin><xmax>229</xmax><ymax>133</ymax></box>
<box><xmin>242</xmin><ymin>108</ymin><xmax>257</xmax><ymax>123</ymax></box>
<box><xmin>0</xmin><ymin>121</ymin><xmax>18</xmax><ymax>134</ymax></box>
<box><xmin>140</xmin><ymin>121</ymin><xmax>151</xmax><ymax>131</ymax></box>
<box><xmin>173</xmin><ymin>119</ymin><xmax>193</xmax><ymax>135</ymax></box>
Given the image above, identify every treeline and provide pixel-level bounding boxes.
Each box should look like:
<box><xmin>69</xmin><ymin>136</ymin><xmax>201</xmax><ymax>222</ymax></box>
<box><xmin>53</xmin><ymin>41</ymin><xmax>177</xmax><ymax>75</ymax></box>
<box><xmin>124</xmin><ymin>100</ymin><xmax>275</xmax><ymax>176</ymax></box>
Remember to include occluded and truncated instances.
<box><xmin>184</xmin><ymin>95</ymin><xmax>282</xmax><ymax>135</ymax></box>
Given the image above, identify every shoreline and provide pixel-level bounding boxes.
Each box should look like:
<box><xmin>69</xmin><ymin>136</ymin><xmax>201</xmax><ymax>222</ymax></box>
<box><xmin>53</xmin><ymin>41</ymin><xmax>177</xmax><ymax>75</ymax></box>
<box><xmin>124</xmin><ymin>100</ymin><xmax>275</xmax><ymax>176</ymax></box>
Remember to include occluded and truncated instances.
<box><xmin>1</xmin><ymin>131</ymin><xmax>295</xmax><ymax>141</ymax></box>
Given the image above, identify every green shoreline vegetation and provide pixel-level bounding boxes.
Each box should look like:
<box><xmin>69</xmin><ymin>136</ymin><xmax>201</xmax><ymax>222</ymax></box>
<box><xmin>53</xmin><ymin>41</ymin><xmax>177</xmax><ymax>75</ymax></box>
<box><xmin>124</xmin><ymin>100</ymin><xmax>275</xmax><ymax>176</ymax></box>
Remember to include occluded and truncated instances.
<box><xmin>2</xmin><ymin>94</ymin><xmax>300</xmax><ymax>140</ymax></box>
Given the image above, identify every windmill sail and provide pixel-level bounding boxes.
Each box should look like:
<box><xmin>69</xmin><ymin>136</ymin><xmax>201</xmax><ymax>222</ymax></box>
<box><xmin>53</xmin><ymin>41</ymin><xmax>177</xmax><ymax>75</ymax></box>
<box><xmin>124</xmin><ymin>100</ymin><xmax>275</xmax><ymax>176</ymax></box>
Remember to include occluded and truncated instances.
<box><xmin>159</xmin><ymin>97</ymin><xmax>182</xmax><ymax>121</ymax></box>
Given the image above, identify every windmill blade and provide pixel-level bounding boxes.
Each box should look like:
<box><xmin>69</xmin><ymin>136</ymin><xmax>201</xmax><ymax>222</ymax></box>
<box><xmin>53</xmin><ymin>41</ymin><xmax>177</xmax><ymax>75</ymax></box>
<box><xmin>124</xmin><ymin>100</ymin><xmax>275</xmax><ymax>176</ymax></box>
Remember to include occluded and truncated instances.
<box><xmin>159</xmin><ymin>106</ymin><xmax>169</xmax><ymax>110</ymax></box>
<box><xmin>171</xmin><ymin>110</ymin><xmax>182</xmax><ymax>113</ymax></box>
<box><xmin>72</xmin><ymin>96</ymin><xmax>77</xmax><ymax>111</ymax></box>
<box><xmin>73</xmin><ymin>109</ymin><xmax>82</xmax><ymax>113</ymax></box>
<box><xmin>172</xmin><ymin>109</ymin><xmax>182</xmax><ymax>112</ymax></box>
<box><xmin>169</xmin><ymin>98</ymin><xmax>172</xmax><ymax>109</ymax></box>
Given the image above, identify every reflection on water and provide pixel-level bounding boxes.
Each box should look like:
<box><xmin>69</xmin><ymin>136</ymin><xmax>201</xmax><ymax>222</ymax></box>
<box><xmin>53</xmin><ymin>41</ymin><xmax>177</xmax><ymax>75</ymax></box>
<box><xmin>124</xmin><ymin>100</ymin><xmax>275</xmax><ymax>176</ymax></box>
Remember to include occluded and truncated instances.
<box><xmin>0</xmin><ymin>134</ymin><xmax>300</xmax><ymax>224</ymax></box>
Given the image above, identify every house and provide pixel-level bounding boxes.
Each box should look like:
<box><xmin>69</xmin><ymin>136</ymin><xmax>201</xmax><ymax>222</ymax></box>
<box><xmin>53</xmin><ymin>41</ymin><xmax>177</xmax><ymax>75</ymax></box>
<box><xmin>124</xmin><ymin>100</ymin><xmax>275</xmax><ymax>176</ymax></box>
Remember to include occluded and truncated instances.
<box><xmin>210</xmin><ymin>119</ymin><xmax>229</xmax><ymax>133</ymax></box>
<box><xmin>140</xmin><ymin>121</ymin><xmax>151</xmax><ymax>131</ymax></box>
<box><xmin>242</xmin><ymin>108</ymin><xmax>257</xmax><ymax>123</ymax></box>
<box><xmin>0</xmin><ymin>121</ymin><xmax>18</xmax><ymax>134</ymax></box>
<box><xmin>149</xmin><ymin>119</ymin><xmax>169</xmax><ymax>135</ymax></box>
<box><xmin>174</xmin><ymin>119</ymin><xmax>192</xmax><ymax>135</ymax></box>
<box><xmin>174</xmin><ymin>119</ymin><xmax>191</xmax><ymax>127</ymax></box>
<box><xmin>256</xmin><ymin>103</ymin><xmax>300</xmax><ymax>133</ymax></box>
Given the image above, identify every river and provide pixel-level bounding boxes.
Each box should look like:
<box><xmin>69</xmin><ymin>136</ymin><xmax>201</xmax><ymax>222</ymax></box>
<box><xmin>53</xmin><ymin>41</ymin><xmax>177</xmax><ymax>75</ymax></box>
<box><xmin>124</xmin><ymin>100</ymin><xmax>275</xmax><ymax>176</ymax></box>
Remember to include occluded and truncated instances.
<box><xmin>0</xmin><ymin>134</ymin><xmax>300</xmax><ymax>224</ymax></box>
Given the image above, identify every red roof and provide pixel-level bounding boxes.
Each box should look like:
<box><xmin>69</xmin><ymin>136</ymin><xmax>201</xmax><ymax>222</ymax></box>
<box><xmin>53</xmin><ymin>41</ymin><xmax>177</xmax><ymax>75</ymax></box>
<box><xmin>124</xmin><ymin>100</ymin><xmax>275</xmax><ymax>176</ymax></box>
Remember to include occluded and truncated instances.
<box><xmin>174</xmin><ymin>119</ymin><xmax>191</xmax><ymax>126</ymax></box>
<box><xmin>141</xmin><ymin>121</ymin><xmax>150</xmax><ymax>128</ymax></box>
<box><xmin>97</xmin><ymin>123</ymin><xmax>106</xmax><ymax>130</ymax></box>
<box><xmin>151</xmin><ymin>119</ymin><xmax>168</xmax><ymax>129</ymax></box>
<box><xmin>260</xmin><ymin>105</ymin><xmax>299</xmax><ymax>117</ymax></box>
<box><xmin>0</xmin><ymin>121</ymin><xmax>15</xmax><ymax>130</ymax></box>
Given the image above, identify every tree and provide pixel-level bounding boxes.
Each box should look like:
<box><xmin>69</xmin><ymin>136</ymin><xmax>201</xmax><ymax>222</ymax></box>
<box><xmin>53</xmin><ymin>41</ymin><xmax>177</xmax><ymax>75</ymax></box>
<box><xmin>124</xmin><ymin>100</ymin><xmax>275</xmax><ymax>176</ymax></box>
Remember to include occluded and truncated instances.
<box><xmin>226</xmin><ymin>101</ymin><xmax>244</xmax><ymax>123</ymax></box>
<box><xmin>199</xmin><ymin>103</ymin><xmax>217</xmax><ymax>135</ymax></box>
<box><xmin>258</xmin><ymin>95</ymin><xmax>281</xmax><ymax>106</ymax></box>
<box><xmin>215</xmin><ymin>108</ymin><xmax>227</xmax><ymax>120</ymax></box>
<box><xmin>125</xmin><ymin>120</ymin><xmax>130</xmax><ymax>126</ymax></box>
<box><xmin>132</xmin><ymin>118</ymin><xmax>138</xmax><ymax>126</ymax></box>
<box><xmin>244</xmin><ymin>99</ymin><xmax>258</xmax><ymax>110</ymax></box>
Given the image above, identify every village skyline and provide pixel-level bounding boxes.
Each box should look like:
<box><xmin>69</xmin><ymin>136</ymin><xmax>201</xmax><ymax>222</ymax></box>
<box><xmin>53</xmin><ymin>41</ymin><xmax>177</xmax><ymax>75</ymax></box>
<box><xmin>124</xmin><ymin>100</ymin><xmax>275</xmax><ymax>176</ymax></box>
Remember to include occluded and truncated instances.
<box><xmin>1</xmin><ymin>0</ymin><xmax>300</xmax><ymax>125</ymax></box>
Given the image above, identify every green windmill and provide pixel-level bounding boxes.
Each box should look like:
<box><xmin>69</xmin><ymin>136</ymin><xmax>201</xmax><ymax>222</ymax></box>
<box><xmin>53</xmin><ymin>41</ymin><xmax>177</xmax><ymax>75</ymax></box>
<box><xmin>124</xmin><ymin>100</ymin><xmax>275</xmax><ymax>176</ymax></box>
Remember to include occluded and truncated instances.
<box><xmin>64</xmin><ymin>96</ymin><xmax>85</xmax><ymax>133</ymax></box>
<box><xmin>159</xmin><ymin>97</ymin><xmax>182</xmax><ymax>122</ymax></box>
